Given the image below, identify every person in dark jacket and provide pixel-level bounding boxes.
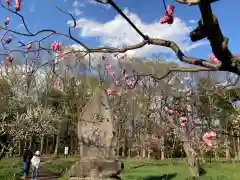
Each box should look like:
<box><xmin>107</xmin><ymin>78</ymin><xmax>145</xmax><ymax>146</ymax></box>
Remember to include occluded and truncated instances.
<box><xmin>21</xmin><ymin>148</ymin><xmax>33</xmax><ymax>179</ymax></box>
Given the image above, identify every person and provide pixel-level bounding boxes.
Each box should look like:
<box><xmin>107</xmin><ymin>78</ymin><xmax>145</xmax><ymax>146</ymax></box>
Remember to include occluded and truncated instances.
<box><xmin>31</xmin><ymin>150</ymin><xmax>41</xmax><ymax>180</ymax></box>
<box><xmin>21</xmin><ymin>148</ymin><xmax>33</xmax><ymax>180</ymax></box>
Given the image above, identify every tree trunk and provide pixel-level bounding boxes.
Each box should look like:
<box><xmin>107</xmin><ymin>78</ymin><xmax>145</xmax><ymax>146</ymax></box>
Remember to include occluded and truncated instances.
<box><xmin>142</xmin><ymin>146</ymin><xmax>146</xmax><ymax>158</ymax></box>
<box><xmin>54</xmin><ymin>133</ymin><xmax>60</xmax><ymax>157</ymax></box>
<box><xmin>160</xmin><ymin>136</ymin><xmax>165</xmax><ymax>160</ymax></box>
<box><xmin>232</xmin><ymin>130</ymin><xmax>236</xmax><ymax>158</ymax></box>
<box><xmin>225</xmin><ymin>135</ymin><xmax>230</xmax><ymax>160</ymax></box>
<box><xmin>183</xmin><ymin>141</ymin><xmax>200</xmax><ymax>177</ymax></box>
<box><xmin>128</xmin><ymin>148</ymin><xmax>131</xmax><ymax>157</ymax></box>
<box><xmin>40</xmin><ymin>136</ymin><xmax>44</xmax><ymax>155</ymax></box>
<box><xmin>28</xmin><ymin>136</ymin><xmax>33</xmax><ymax>149</ymax></box>
<box><xmin>49</xmin><ymin>136</ymin><xmax>55</xmax><ymax>154</ymax></box>
<box><xmin>237</xmin><ymin>130</ymin><xmax>240</xmax><ymax>160</ymax></box>
<box><xmin>79</xmin><ymin>142</ymin><xmax>83</xmax><ymax>158</ymax></box>
<box><xmin>0</xmin><ymin>147</ymin><xmax>5</xmax><ymax>159</ymax></box>
<box><xmin>147</xmin><ymin>149</ymin><xmax>151</xmax><ymax>159</ymax></box>
<box><xmin>45</xmin><ymin>137</ymin><xmax>49</xmax><ymax>154</ymax></box>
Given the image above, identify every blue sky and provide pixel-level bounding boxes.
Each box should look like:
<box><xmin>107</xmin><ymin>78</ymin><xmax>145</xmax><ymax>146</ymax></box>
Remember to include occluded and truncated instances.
<box><xmin>0</xmin><ymin>0</ymin><xmax>239</xmax><ymax>63</ymax></box>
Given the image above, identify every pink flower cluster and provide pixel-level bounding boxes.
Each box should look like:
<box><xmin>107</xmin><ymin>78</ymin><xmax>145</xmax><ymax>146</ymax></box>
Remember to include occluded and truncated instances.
<box><xmin>164</xmin><ymin>106</ymin><xmax>187</xmax><ymax>127</ymax></box>
<box><xmin>203</xmin><ymin>131</ymin><xmax>216</xmax><ymax>147</ymax></box>
<box><xmin>51</xmin><ymin>42</ymin><xmax>62</xmax><ymax>53</ymax></box>
<box><xmin>4</xmin><ymin>17</ymin><xmax>10</xmax><ymax>25</ymax></box>
<box><xmin>164</xmin><ymin>106</ymin><xmax>179</xmax><ymax>115</ymax></box>
<box><xmin>5</xmin><ymin>55</ymin><xmax>13</xmax><ymax>65</ymax></box>
<box><xmin>5</xmin><ymin>0</ymin><xmax>21</xmax><ymax>11</ymax></box>
<box><xmin>2</xmin><ymin>17</ymin><xmax>63</xmax><ymax>65</ymax></box>
<box><xmin>15</xmin><ymin>0</ymin><xmax>20</xmax><ymax>11</ymax></box>
<box><xmin>106</xmin><ymin>62</ymin><xmax>144</xmax><ymax>96</ymax></box>
<box><xmin>123</xmin><ymin>72</ymin><xmax>134</xmax><ymax>89</ymax></box>
<box><xmin>179</xmin><ymin>116</ymin><xmax>187</xmax><ymax>127</ymax></box>
<box><xmin>27</xmin><ymin>43</ymin><xmax>32</xmax><ymax>50</ymax></box>
<box><xmin>106</xmin><ymin>63</ymin><xmax>122</xmax><ymax>96</ymax></box>
<box><xmin>209</xmin><ymin>54</ymin><xmax>220</xmax><ymax>64</ymax></box>
<box><xmin>160</xmin><ymin>5</ymin><xmax>175</xmax><ymax>24</ymax></box>
<box><xmin>6</xmin><ymin>0</ymin><xmax>11</xmax><ymax>7</ymax></box>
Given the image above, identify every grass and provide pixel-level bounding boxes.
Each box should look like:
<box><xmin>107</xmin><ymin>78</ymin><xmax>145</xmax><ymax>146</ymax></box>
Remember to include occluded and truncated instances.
<box><xmin>122</xmin><ymin>158</ymin><xmax>240</xmax><ymax>180</ymax></box>
<box><xmin>43</xmin><ymin>156</ymin><xmax>78</xmax><ymax>180</ymax></box>
<box><xmin>0</xmin><ymin>158</ymin><xmax>22</xmax><ymax>180</ymax></box>
<box><xmin>1</xmin><ymin>157</ymin><xmax>240</xmax><ymax>179</ymax></box>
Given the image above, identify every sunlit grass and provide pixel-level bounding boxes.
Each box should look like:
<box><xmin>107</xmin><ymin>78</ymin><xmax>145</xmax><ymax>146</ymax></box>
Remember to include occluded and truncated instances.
<box><xmin>1</xmin><ymin>157</ymin><xmax>240</xmax><ymax>179</ymax></box>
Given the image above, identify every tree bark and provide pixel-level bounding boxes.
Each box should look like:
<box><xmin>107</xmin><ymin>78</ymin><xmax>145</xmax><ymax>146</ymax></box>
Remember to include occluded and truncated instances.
<box><xmin>54</xmin><ymin>133</ymin><xmax>60</xmax><ymax>157</ymax></box>
<box><xmin>79</xmin><ymin>141</ymin><xmax>83</xmax><ymax>158</ymax></box>
<box><xmin>45</xmin><ymin>137</ymin><xmax>49</xmax><ymax>154</ymax></box>
<box><xmin>238</xmin><ymin>131</ymin><xmax>240</xmax><ymax>160</ymax></box>
<box><xmin>40</xmin><ymin>135</ymin><xmax>44</xmax><ymax>155</ymax></box>
<box><xmin>232</xmin><ymin>130</ymin><xmax>236</xmax><ymax>158</ymax></box>
<box><xmin>160</xmin><ymin>136</ymin><xmax>165</xmax><ymax>160</ymax></box>
<box><xmin>225</xmin><ymin>134</ymin><xmax>230</xmax><ymax>160</ymax></box>
<box><xmin>0</xmin><ymin>147</ymin><xmax>5</xmax><ymax>159</ymax></box>
<box><xmin>147</xmin><ymin>148</ymin><xmax>151</xmax><ymax>159</ymax></box>
<box><xmin>183</xmin><ymin>141</ymin><xmax>200</xmax><ymax>177</ymax></box>
<box><xmin>142</xmin><ymin>146</ymin><xmax>146</xmax><ymax>158</ymax></box>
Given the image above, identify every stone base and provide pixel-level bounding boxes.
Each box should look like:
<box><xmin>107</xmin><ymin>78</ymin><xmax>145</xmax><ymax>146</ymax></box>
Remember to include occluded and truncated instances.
<box><xmin>68</xmin><ymin>158</ymin><xmax>123</xmax><ymax>179</ymax></box>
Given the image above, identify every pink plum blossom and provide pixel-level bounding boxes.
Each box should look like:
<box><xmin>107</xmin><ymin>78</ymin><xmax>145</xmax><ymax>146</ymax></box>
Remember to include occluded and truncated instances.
<box><xmin>6</xmin><ymin>0</ymin><xmax>11</xmax><ymax>6</ymax></box>
<box><xmin>179</xmin><ymin>116</ymin><xmax>187</xmax><ymax>127</ymax></box>
<box><xmin>203</xmin><ymin>131</ymin><xmax>216</xmax><ymax>147</ymax></box>
<box><xmin>107</xmin><ymin>88</ymin><xmax>114</xmax><ymax>96</ymax></box>
<box><xmin>160</xmin><ymin>5</ymin><xmax>175</xmax><ymax>24</ymax></box>
<box><xmin>209</xmin><ymin>54</ymin><xmax>220</xmax><ymax>64</ymax></box>
<box><xmin>4</xmin><ymin>17</ymin><xmax>10</xmax><ymax>25</ymax></box>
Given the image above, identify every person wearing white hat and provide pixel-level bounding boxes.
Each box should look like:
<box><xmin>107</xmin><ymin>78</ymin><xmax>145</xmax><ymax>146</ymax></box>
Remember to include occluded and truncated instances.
<box><xmin>31</xmin><ymin>150</ymin><xmax>41</xmax><ymax>180</ymax></box>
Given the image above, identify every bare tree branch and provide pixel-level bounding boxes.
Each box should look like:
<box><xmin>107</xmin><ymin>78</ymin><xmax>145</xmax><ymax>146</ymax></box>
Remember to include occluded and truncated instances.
<box><xmin>176</xmin><ymin>0</ymin><xmax>218</xmax><ymax>6</ymax></box>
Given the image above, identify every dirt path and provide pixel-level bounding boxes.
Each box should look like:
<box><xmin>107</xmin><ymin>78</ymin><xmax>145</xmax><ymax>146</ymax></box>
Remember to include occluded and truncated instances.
<box><xmin>26</xmin><ymin>169</ymin><xmax>60</xmax><ymax>180</ymax></box>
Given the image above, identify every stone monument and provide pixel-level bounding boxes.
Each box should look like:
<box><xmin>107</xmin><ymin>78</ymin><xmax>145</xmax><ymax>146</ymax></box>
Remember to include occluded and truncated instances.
<box><xmin>69</xmin><ymin>88</ymin><xmax>124</xmax><ymax>179</ymax></box>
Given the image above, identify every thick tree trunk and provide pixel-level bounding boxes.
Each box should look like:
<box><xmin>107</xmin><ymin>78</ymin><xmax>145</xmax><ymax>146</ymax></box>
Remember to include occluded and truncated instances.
<box><xmin>183</xmin><ymin>141</ymin><xmax>200</xmax><ymax>177</ymax></box>
<box><xmin>54</xmin><ymin>134</ymin><xmax>60</xmax><ymax>156</ymax></box>
<box><xmin>49</xmin><ymin>136</ymin><xmax>55</xmax><ymax>154</ymax></box>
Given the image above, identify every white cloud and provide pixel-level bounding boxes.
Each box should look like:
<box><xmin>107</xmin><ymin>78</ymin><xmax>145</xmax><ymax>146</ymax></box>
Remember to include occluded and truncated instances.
<box><xmin>29</xmin><ymin>4</ymin><xmax>35</xmax><ymax>13</ymax></box>
<box><xmin>73</xmin><ymin>9</ymin><xmax>83</xmax><ymax>16</ymax></box>
<box><xmin>71</xmin><ymin>0</ymin><xmax>84</xmax><ymax>16</ymax></box>
<box><xmin>87</xmin><ymin>0</ymin><xmax>111</xmax><ymax>9</ymax></box>
<box><xmin>189</xmin><ymin>20</ymin><xmax>197</xmax><ymax>24</ymax></box>
<box><xmin>17</xmin><ymin>23</ymin><xmax>24</xmax><ymax>29</ymax></box>
<box><xmin>68</xmin><ymin>9</ymin><xmax>207</xmax><ymax>58</ymax></box>
<box><xmin>73</xmin><ymin>0</ymin><xmax>84</xmax><ymax>7</ymax></box>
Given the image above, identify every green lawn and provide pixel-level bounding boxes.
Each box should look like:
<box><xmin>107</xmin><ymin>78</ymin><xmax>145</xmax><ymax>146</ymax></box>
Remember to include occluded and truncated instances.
<box><xmin>122</xmin><ymin>159</ymin><xmax>240</xmax><ymax>180</ymax></box>
<box><xmin>0</xmin><ymin>158</ymin><xmax>22</xmax><ymax>180</ymax></box>
<box><xmin>1</xmin><ymin>157</ymin><xmax>240</xmax><ymax>180</ymax></box>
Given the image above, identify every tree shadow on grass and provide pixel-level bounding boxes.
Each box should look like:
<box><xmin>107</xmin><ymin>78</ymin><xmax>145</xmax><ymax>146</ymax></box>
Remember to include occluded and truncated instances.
<box><xmin>130</xmin><ymin>163</ymin><xmax>169</xmax><ymax>169</ymax></box>
<box><xmin>199</xmin><ymin>167</ymin><xmax>206</xmax><ymax>176</ymax></box>
<box><xmin>143</xmin><ymin>173</ymin><xmax>177</xmax><ymax>180</ymax></box>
